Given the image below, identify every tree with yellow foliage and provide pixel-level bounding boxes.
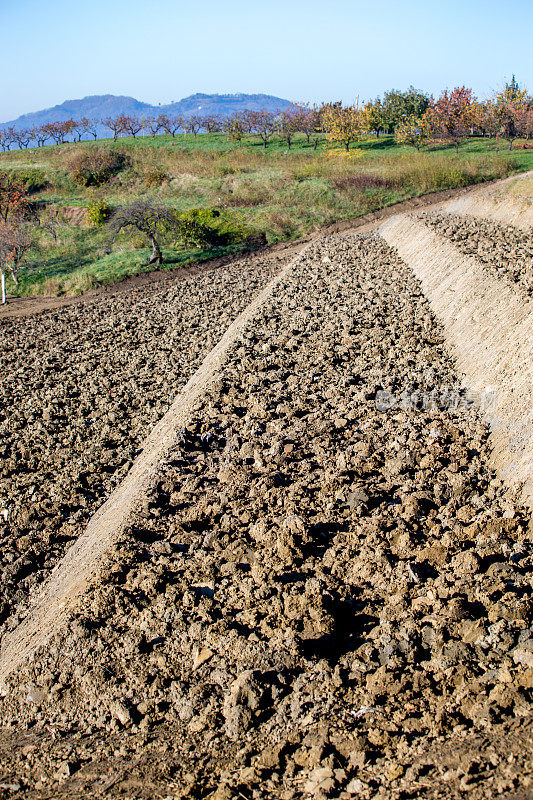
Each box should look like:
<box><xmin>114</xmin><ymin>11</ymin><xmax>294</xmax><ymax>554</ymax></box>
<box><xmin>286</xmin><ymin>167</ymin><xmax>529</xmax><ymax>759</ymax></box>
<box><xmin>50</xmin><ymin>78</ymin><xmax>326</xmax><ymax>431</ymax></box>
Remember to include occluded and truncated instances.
<box><xmin>394</xmin><ymin>113</ymin><xmax>431</xmax><ymax>151</ymax></box>
<box><xmin>361</xmin><ymin>99</ymin><xmax>384</xmax><ymax>137</ymax></box>
<box><xmin>494</xmin><ymin>76</ymin><xmax>532</xmax><ymax>150</ymax></box>
<box><xmin>321</xmin><ymin>104</ymin><xmax>363</xmax><ymax>151</ymax></box>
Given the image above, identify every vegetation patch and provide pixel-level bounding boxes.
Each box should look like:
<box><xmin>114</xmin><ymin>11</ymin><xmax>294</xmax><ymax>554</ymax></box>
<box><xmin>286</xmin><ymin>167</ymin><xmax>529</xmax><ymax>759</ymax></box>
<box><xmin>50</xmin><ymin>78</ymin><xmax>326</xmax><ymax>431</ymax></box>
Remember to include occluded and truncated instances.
<box><xmin>68</xmin><ymin>148</ymin><xmax>130</xmax><ymax>187</ymax></box>
<box><xmin>0</xmin><ymin>129</ymin><xmax>531</xmax><ymax>298</ymax></box>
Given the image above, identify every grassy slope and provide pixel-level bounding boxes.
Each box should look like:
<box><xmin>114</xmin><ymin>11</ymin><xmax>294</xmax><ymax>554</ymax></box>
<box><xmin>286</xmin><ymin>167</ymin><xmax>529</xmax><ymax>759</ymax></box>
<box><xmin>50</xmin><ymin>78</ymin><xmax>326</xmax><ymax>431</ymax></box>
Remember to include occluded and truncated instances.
<box><xmin>1</xmin><ymin>132</ymin><xmax>532</xmax><ymax>296</ymax></box>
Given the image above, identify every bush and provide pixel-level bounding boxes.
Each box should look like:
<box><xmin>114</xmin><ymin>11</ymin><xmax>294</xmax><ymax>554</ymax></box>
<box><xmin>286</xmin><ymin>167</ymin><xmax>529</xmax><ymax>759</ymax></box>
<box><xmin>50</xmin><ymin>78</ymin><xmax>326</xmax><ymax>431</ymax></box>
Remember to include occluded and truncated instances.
<box><xmin>86</xmin><ymin>199</ymin><xmax>112</xmax><ymax>226</ymax></box>
<box><xmin>216</xmin><ymin>215</ymin><xmax>266</xmax><ymax>246</ymax></box>
<box><xmin>8</xmin><ymin>168</ymin><xmax>48</xmax><ymax>194</ymax></box>
<box><xmin>175</xmin><ymin>208</ymin><xmax>265</xmax><ymax>249</ymax></box>
<box><xmin>68</xmin><ymin>149</ymin><xmax>130</xmax><ymax>187</ymax></box>
<box><xmin>175</xmin><ymin>209</ymin><xmax>222</xmax><ymax>247</ymax></box>
<box><xmin>144</xmin><ymin>169</ymin><xmax>168</xmax><ymax>188</ymax></box>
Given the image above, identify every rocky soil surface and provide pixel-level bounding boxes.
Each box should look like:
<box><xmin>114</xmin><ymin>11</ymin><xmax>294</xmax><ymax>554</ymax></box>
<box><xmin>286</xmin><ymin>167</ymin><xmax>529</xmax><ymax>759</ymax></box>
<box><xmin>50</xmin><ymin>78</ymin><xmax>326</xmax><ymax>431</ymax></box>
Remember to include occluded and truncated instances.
<box><xmin>0</xmin><ymin>233</ymin><xmax>531</xmax><ymax>799</ymax></box>
<box><xmin>0</xmin><ymin>252</ymin><xmax>283</xmax><ymax>639</ymax></box>
<box><xmin>421</xmin><ymin>212</ymin><xmax>533</xmax><ymax>297</ymax></box>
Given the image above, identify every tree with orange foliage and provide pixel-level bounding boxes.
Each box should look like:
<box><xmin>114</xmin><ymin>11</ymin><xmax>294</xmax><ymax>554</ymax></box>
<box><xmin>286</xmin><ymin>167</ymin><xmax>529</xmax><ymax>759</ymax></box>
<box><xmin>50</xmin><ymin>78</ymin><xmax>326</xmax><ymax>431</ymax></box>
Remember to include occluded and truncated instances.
<box><xmin>427</xmin><ymin>86</ymin><xmax>477</xmax><ymax>152</ymax></box>
<box><xmin>0</xmin><ymin>219</ymin><xmax>31</xmax><ymax>302</ymax></box>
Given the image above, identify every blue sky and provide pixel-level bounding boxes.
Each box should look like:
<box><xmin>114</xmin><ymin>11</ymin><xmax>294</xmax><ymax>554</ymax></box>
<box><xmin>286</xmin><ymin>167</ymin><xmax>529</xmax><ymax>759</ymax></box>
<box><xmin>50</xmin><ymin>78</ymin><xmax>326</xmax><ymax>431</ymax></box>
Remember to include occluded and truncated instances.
<box><xmin>1</xmin><ymin>0</ymin><xmax>532</xmax><ymax>121</ymax></box>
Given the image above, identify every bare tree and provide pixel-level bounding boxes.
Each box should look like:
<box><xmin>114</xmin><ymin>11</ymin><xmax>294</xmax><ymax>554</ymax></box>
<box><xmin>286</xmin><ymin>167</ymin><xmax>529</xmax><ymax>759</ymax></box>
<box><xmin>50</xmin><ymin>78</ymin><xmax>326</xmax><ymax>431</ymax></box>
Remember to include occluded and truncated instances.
<box><xmin>103</xmin><ymin>116</ymin><xmax>125</xmax><ymax>141</ymax></box>
<box><xmin>203</xmin><ymin>114</ymin><xmax>223</xmax><ymax>133</ymax></box>
<box><xmin>249</xmin><ymin>111</ymin><xmax>275</xmax><ymax>147</ymax></box>
<box><xmin>81</xmin><ymin>117</ymin><xmax>100</xmax><ymax>140</ymax></box>
<box><xmin>38</xmin><ymin>204</ymin><xmax>62</xmax><ymax>244</ymax></box>
<box><xmin>13</xmin><ymin>129</ymin><xmax>32</xmax><ymax>149</ymax></box>
<box><xmin>34</xmin><ymin>126</ymin><xmax>50</xmax><ymax>148</ymax></box>
<box><xmin>186</xmin><ymin>115</ymin><xmax>204</xmax><ymax>137</ymax></box>
<box><xmin>146</xmin><ymin>116</ymin><xmax>163</xmax><ymax>137</ymax></box>
<box><xmin>159</xmin><ymin>114</ymin><xmax>183</xmax><ymax>137</ymax></box>
<box><xmin>0</xmin><ymin>128</ymin><xmax>16</xmax><ymax>151</ymax></box>
<box><xmin>109</xmin><ymin>201</ymin><xmax>176</xmax><ymax>266</ymax></box>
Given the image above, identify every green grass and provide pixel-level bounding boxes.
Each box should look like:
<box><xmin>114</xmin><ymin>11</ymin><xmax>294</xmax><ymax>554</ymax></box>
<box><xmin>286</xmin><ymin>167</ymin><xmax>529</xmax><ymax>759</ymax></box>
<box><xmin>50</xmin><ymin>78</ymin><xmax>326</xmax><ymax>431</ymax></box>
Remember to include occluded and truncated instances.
<box><xmin>1</xmin><ymin>132</ymin><xmax>532</xmax><ymax>296</ymax></box>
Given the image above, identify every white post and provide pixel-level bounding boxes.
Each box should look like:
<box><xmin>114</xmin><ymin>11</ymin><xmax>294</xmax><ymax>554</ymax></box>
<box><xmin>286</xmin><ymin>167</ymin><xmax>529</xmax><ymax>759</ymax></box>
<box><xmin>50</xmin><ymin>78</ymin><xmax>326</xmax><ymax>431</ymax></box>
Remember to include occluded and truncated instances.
<box><xmin>1</xmin><ymin>271</ymin><xmax>5</xmax><ymax>305</ymax></box>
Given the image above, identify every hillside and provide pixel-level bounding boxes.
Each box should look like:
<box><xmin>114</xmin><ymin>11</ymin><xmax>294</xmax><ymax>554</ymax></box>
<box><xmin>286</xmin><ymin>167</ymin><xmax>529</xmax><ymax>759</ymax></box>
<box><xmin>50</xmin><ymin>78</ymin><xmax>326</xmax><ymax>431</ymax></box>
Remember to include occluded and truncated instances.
<box><xmin>0</xmin><ymin>130</ymin><xmax>530</xmax><ymax>299</ymax></box>
<box><xmin>0</xmin><ymin>92</ymin><xmax>293</xmax><ymax>130</ymax></box>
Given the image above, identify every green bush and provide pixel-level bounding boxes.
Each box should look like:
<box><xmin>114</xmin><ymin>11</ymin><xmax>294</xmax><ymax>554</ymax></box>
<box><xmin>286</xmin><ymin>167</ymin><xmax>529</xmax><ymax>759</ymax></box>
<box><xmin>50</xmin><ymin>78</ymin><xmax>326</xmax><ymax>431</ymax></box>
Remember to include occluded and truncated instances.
<box><xmin>8</xmin><ymin>168</ymin><xmax>48</xmax><ymax>193</ymax></box>
<box><xmin>86</xmin><ymin>199</ymin><xmax>112</xmax><ymax>226</ymax></box>
<box><xmin>175</xmin><ymin>208</ymin><xmax>265</xmax><ymax>248</ymax></box>
<box><xmin>175</xmin><ymin>209</ymin><xmax>221</xmax><ymax>247</ymax></box>
<box><xmin>68</xmin><ymin>149</ymin><xmax>130</xmax><ymax>187</ymax></box>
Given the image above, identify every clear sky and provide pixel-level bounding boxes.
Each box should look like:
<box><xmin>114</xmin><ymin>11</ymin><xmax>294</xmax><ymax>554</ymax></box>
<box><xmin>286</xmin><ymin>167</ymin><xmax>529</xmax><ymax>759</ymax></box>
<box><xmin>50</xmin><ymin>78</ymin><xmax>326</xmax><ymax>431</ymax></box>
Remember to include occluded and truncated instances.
<box><xmin>1</xmin><ymin>0</ymin><xmax>532</xmax><ymax>122</ymax></box>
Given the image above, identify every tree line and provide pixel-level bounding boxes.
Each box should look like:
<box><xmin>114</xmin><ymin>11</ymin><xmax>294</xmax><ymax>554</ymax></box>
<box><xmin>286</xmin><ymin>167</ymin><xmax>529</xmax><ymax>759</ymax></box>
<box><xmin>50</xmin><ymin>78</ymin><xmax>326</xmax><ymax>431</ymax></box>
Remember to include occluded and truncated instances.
<box><xmin>1</xmin><ymin>77</ymin><xmax>531</xmax><ymax>153</ymax></box>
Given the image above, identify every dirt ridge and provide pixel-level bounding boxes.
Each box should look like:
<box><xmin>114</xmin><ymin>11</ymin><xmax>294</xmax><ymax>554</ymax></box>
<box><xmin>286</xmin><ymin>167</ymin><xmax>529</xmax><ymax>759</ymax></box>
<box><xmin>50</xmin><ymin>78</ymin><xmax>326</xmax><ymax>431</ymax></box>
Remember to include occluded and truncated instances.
<box><xmin>0</xmin><ymin>241</ymin><xmax>312</xmax><ymax>686</ymax></box>
<box><xmin>380</xmin><ymin>212</ymin><xmax>533</xmax><ymax>509</ymax></box>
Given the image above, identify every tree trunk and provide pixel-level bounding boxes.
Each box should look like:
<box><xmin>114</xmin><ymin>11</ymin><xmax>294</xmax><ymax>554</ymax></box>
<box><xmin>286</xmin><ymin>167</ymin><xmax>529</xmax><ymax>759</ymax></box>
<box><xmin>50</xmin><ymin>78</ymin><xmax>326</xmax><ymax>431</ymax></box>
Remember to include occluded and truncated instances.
<box><xmin>147</xmin><ymin>237</ymin><xmax>163</xmax><ymax>266</ymax></box>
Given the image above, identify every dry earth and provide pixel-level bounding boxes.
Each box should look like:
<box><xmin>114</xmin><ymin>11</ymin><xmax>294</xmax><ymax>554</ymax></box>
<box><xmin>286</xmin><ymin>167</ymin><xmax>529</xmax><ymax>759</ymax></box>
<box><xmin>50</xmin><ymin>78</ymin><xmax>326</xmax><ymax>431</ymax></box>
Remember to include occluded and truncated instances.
<box><xmin>0</xmin><ymin>180</ymin><xmax>532</xmax><ymax>800</ymax></box>
<box><xmin>421</xmin><ymin>213</ymin><xmax>533</xmax><ymax>297</ymax></box>
<box><xmin>0</xmin><ymin>252</ymin><xmax>284</xmax><ymax>638</ymax></box>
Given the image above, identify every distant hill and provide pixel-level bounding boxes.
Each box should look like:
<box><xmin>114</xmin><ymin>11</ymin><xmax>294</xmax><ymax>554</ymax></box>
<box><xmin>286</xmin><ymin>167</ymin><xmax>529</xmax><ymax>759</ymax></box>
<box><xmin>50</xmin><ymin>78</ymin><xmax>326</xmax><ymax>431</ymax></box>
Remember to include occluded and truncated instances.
<box><xmin>1</xmin><ymin>93</ymin><xmax>294</xmax><ymax>131</ymax></box>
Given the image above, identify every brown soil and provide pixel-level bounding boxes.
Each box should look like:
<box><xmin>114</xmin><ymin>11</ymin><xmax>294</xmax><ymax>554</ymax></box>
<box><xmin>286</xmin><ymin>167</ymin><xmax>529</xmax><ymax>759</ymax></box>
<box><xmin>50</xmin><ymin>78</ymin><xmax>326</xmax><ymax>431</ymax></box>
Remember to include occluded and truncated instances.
<box><xmin>0</xmin><ymin>176</ymin><xmax>531</xmax><ymax>800</ymax></box>
<box><xmin>0</xmin><ymin>250</ymin><xmax>285</xmax><ymax>640</ymax></box>
<box><xmin>0</xmin><ymin>229</ymin><xmax>531</xmax><ymax>799</ymax></box>
<box><xmin>421</xmin><ymin>212</ymin><xmax>533</xmax><ymax>297</ymax></box>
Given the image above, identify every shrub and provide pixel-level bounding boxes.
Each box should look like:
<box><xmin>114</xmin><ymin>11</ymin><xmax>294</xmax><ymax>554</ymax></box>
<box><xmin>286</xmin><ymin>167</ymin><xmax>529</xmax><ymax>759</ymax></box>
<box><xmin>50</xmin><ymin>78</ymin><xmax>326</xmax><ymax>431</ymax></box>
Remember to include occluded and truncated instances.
<box><xmin>68</xmin><ymin>149</ymin><xmax>130</xmax><ymax>187</ymax></box>
<box><xmin>86</xmin><ymin>199</ymin><xmax>112</xmax><ymax>226</ymax></box>
<box><xmin>8</xmin><ymin>168</ymin><xmax>48</xmax><ymax>194</ymax></box>
<box><xmin>175</xmin><ymin>208</ymin><xmax>266</xmax><ymax>249</ymax></box>
<box><xmin>215</xmin><ymin>215</ymin><xmax>266</xmax><ymax>246</ymax></box>
<box><xmin>144</xmin><ymin>169</ymin><xmax>168</xmax><ymax>188</ymax></box>
<box><xmin>175</xmin><ymin>209</ymin><xmax>222</xmax><ymax>247</ymax></box>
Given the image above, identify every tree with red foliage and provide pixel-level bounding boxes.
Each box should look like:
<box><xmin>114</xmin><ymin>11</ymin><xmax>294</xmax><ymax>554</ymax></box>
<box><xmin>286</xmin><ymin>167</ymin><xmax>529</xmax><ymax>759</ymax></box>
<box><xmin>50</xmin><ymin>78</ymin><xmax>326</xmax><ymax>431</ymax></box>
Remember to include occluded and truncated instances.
<box><xmin>0</xmin><ymin>173</ymin><xmax>30</xmax><ymax>223</ymax></box>
<box><xmin>427</xmin><ymin>87</ymin><xmax>477</xmax><ymax>152</ymax></box>
<box><xmin>103</xmin><ymin>116</ymin><xmax>125</xmax><ymax>141</ymax></box>
<box><xmin>122</xmin><ymin>115</ymin><xmax>143</xmax><ymax>138</ymax></box>
<box><xmin>45</xmin><ymin>120</ymin><xmax>75</xmax><ymax>145</ymax></box>
<box><xmin>0</xmin><ymin>173</ymin><xmax>32</xmax><ymax>303</ymax></box>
